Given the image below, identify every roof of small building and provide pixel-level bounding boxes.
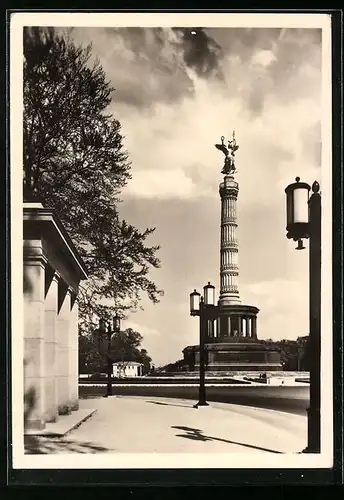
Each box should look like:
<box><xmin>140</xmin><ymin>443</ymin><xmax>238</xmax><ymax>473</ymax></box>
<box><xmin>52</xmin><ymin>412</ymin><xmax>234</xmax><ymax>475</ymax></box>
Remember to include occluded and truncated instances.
<box><xmin>112</xmin><ymin>361</ymin><xmax>143</xmax><ymax>366</ymax></box>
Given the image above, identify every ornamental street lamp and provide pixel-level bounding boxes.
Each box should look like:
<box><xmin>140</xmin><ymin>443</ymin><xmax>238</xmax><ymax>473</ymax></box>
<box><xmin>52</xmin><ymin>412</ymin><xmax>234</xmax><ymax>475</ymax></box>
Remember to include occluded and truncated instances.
<box><xmin>285</xmin><ymin>177</ymin><xmax>321</xmax><ymax>453</ymax></box>
<box><xmin>99</xmin><ymin>314</ymin><xmax>121</xmax><ymax>397</ymax></box>
<box><xmin>190</xmin><ymin>282</ymin><xmax>219</xmax><ymax>408</ymax></box>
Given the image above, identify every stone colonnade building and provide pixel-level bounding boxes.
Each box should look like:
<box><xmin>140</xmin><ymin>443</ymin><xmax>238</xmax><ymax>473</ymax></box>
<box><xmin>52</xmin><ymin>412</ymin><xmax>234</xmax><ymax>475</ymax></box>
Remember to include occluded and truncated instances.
<box><xmin>24</xmin><ymin>203</ymin><xmax>87</xmax><ymax>430</ymax></box>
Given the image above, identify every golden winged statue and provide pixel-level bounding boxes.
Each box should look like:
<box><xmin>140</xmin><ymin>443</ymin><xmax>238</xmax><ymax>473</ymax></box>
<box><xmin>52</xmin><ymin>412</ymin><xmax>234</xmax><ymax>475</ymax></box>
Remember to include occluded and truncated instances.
<box><xmin>215</xmin><ymin>131</ymin><xmax>239</xmax><ymax>175</ymax></box>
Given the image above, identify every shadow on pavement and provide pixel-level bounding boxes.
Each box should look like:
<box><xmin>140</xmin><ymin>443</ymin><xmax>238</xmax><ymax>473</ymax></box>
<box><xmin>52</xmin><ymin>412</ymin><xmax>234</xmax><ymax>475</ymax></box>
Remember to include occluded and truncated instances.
<box><xmin>146</xmin><ymin>400</ymin><xmax>193</xmax><ymax>409</ymax></box>
<box><xmin>24</xmin><ymin>435</ymin><xmax>111</xmax><ymax>454</ymax></box>
<box><xmin>171</xmin><ymin>426</ymin><xmax>282</xmax><ymax>454</ymax></box>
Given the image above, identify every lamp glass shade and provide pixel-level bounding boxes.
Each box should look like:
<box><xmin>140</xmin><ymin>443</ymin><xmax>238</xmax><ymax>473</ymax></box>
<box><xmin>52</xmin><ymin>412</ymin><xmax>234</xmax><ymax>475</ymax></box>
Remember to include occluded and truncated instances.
<box><xmin>113</xmin><ymin>315</ymin><xmax>121</xmax><ymax>332</ymax></box>
<box><xmin>286</xmin><ymin>189</ymin><xmax>294</xmax><ymax>228</ymax></box>
<box><xmin>293</xmin><ymin>187</ymin><xmax>309</xmax><ymax>223</ymax></box>
<box><xmin>190</xmin><ymin>289</ymin><xmax>201</xmax><ymax>314</ymax></box>
<box><xmin>203</xmin><ymin>282</ymin><xmax>215</xmax><ymax>305</ymax></box>
<box><xmin>285</xmin><ymin>178</ymin><xmax>311</xmax><ymax>238</ymax></box>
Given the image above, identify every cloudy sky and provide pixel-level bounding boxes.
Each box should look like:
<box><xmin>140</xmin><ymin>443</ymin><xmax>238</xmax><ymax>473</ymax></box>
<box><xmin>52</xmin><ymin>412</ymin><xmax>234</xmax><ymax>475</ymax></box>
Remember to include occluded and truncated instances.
<box><xmin>64</xmin><ymin>23</ymin><xmax>324</xmax><ymax>366</ymax></box>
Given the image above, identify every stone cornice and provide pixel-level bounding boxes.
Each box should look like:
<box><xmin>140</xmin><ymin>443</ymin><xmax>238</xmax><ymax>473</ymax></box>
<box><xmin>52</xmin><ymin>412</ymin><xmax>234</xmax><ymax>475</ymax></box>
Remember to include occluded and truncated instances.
<box><xmin>218</xmin><ymin>304</ymin><xmax>260</xmax><ymax>315</ymax></box>
<box><xmin>24</xmin><ymin>205</ymin><xmax>87</xmax><ymax>280</ymax></box>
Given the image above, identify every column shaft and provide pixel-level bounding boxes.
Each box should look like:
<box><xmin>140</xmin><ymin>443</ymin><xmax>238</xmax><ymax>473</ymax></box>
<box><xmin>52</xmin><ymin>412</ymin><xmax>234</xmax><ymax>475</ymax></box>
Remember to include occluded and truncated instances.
<box><xmin>252</xmin><ymin>317</ymin><xmax>257</xmax><ymax>338</ymax></box>
<box><xmin>24</xmin><ymin>260</ymin><xmax>46</xmax><ymax>430</ymax></box>
<box><xmin>69</xmin><ymin>295</ymin><xmax>79</xmax><ymax>411</ymax></box>
<box><xmin>238</xmin><ymin>315</ymin><xmax>242</xmax><ymax>337</ymax></box>
<box><xmin>57</xmin><ymin>285</ymin><xmax>72</xmax><ymax>415</ymax></box>
<box><xmin>219</xmin><ymin>176</ymin><xmax>241</xmax><ymax>306</ymax></box>
<box><xmin>216</xmin><ymin>317</ymin><xmax>220</xmax><ymax>337</ymax></box>
<box><xmin>44</xmin><ymin>274</ymin><xmax>59</xmax><ymax>422</ymax></box>
<box><xmin>246</xmin><ymin>317</ymin><xmax>250</xmax><ymax>337</ymax></box>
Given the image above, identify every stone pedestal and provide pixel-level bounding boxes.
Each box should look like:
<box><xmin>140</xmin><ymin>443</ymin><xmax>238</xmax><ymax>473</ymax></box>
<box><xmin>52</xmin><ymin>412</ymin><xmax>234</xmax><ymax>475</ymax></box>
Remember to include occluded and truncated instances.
<box><xmin>184</xmin><ymin>338</ymin><xmax>282</xmax><ymax>372</ymax></box>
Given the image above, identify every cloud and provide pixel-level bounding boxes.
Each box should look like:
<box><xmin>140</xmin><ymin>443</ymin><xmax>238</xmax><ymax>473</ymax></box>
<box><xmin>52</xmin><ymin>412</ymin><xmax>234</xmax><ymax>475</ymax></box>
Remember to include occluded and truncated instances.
<box><xmin>124</xmin><ymin>169</ymin><xmax>196</xmax><ymax>199</ymax></box>
<box><xmin>69</xmin><ymin>27</ymin><xmax>195</xmax><ymax>109</ymax></box>
<box><xmin>242</xmin><ymin>279</ymin><xmax>309</xmax><ymax>340</ymax></box>
<box><xmin>251</xmin><ymin>49</ymin><xmax>277</xmax><ymax>67</ymax></box>
<box><xmin>118</xmin><ymin>74</ymin><xmax>320</xmax><ymax>209</ymax></box>
<box><xmin>172</xmin><ymin>27</ymin><xmax>224</xmax><ymax>78</ymax></box>
<box><xmin>65</xmin><ymin>26</ymin><xmax>323</xmax><ymax>365</ymax></box>
<box><xmin>124</xmin><ymin>321</ymin><xmax>161</xmax><ymax>338</ymax></box>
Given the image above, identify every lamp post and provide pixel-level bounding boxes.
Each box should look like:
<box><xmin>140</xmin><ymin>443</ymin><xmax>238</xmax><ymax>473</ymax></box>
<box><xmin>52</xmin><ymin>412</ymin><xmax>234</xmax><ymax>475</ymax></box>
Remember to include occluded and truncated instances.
<box><xmin>190</xmin><ymin>282</ymin><xmax>219</xmax><ymax>408</ymax></box>
<box><xmin>99</xmin><ymin>314</ymin><xmax>121</xmax><ymax>398</ymax></box>
<box><xmin>285</xmin><ymin>177</ymin><xmax>321</xmax><ymax>453</ymax></box>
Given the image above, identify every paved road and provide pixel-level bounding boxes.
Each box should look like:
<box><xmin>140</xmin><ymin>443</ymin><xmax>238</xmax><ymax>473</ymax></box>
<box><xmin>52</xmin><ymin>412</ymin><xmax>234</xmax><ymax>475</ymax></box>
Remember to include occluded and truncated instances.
<box><xmin>79</xmin><ymin>384</ymin><xmax>309</xmax><ymax>416</ymax></box>
<box><xmin>26</xmin><ymin>396</ymin><xmax>308</xmax><ymax>455</ymax></box>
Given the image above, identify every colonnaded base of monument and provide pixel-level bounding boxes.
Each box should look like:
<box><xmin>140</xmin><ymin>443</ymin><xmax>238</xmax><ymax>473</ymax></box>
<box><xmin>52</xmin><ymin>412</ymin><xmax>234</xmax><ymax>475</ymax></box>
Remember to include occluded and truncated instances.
<box><xmin>183</xmin><ymin>339</ymin><xmax>283</xmax><ymax>373</ymax></box>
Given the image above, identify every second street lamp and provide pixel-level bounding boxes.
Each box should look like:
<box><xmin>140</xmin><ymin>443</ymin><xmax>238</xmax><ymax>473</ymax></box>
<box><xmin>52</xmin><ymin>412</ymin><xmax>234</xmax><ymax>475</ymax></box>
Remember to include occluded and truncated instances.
<box><xmin>190</xmin><ymin>282</ymin><xmax>219</xmax><ymax>408</ymax></box>
<box><xmin>100</xmin><ymin>314</ymin><xmax>121</xmax><ymax>398</ymax></box>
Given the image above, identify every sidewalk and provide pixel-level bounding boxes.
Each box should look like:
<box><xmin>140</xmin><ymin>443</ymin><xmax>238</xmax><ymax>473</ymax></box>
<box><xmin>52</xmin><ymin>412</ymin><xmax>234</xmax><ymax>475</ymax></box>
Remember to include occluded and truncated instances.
<box><xmin>24</xmin><ymin>396</ymin><xmax>307</xmax><ymax>455</ymax></box>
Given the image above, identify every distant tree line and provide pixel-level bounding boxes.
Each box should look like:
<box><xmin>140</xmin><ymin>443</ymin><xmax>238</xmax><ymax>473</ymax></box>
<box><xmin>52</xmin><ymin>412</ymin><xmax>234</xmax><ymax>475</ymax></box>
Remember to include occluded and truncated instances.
<box><xmin>258</xmin><ymin>336</ymin><xmax>310</xmax><ymax>371</ymax></box>
<box><xmin>156</xmin><ymin>359</ymin><xmax>185</xmax><ymax>373</ymax></box>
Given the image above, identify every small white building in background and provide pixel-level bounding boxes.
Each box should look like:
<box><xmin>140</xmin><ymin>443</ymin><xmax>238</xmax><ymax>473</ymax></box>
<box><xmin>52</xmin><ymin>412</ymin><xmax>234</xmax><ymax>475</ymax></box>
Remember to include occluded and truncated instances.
<box><xmin>112</xmin><ymin>361</ymin><xmax>144</xmax><ymax>378</ymax></box>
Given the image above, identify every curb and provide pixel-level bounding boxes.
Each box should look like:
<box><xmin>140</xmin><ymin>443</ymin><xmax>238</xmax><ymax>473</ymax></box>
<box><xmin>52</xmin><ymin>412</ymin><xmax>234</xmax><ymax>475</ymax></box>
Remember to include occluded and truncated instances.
<box><xmin>25</xmin><ymin>409</ymin><xmax>98</xmax><ymax>437</ymax></box>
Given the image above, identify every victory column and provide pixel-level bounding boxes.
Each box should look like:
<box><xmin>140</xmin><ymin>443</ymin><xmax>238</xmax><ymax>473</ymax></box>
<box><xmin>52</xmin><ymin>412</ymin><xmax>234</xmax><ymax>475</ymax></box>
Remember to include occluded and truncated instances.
<box><xmin>183</xmin><ymin>132</ymin><xmax>282</xmax><ymax>372</ymax></box>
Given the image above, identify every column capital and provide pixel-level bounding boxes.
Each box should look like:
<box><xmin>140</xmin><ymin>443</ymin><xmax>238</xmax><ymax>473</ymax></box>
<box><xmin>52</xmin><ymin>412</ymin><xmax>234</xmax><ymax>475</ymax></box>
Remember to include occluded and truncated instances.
<box><xmin>52</xmin><ymin>271</ymin><xmax>61</xmax><ymax>282</ymax></box>
<box><xmin>45</xmin><ymin>268</ymin><xmax>61</xmax><ymax>299</ymax></box>
<box><xmin>68</xmin><ymin>287</ymin><xmax>80</xmax><ymax>309</ymax></box>
<box><xmin>24</xmin><ymin>253</ymin><xmax>48</xmax><ymax>269</ymax></box>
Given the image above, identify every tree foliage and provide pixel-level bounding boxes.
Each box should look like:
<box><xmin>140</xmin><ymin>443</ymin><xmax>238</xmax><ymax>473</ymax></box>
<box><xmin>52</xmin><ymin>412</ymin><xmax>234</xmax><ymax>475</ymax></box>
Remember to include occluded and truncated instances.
<box><xmin>79</xmin><ymin>328</ymin><xmax>152</xmax><ymax>375</ymax></box>
<box><xmin>23</xmin><ymin>27</ymin><xmax>163</xmax><ymax>323</ymax></box>
<box><xmin>259</xmin><ymin>336</ymin><xmax>310</xmax><ymax>371</ymax></box>
<box><xmin>158</xmin><ymin>359</ymin><xmax>185</xmax><ymax>373</ymax></box>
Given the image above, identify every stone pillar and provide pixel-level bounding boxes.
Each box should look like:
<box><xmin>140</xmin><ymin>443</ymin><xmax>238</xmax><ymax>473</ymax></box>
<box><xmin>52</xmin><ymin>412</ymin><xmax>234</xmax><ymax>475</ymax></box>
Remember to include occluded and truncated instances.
<box><xmin>238</xmin><ymin>315</ymin><xmax>242</xmax><ymax>337</ymax></box>
<box><xmin>69</xmin><ymin>294</ymin><xmax>79</xmax><ymax>411</ymax></box>
<box><xmin>227</xmin><ymin>316</ymin><xmax>231</xmax><ymax>336</ymax></box>
<box><xmin>207</xmin><ymin>319</ymin><xmax>215</xmax><ymax>338</ymax></box>
<box><xmin>57</xmin><ymin>283</ymin><xmax>72</xmax><ymax>415</ymax></box>
<box><xmin>245</xmin><ymin>317</ymin><xmax>250</xmax><ymax>338</ymax></box>
<box><xmin>24</xmin><ymin>254</ymin><xmax>46</xmax><ymax>430</ymax></box>
<box><xmin>44</xmin><ymin>272</ymin><xmax>59</xmax><ymax>422</ymax></box>
<box><xmin>216</xmin><ymin>317</ymin><xmax>220</xmax><ymax>337</ymax></box>
<box><xmin>252</xmin><ymin>316</ymin><xmax>257</xmax><ymax>338</ymax></box>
